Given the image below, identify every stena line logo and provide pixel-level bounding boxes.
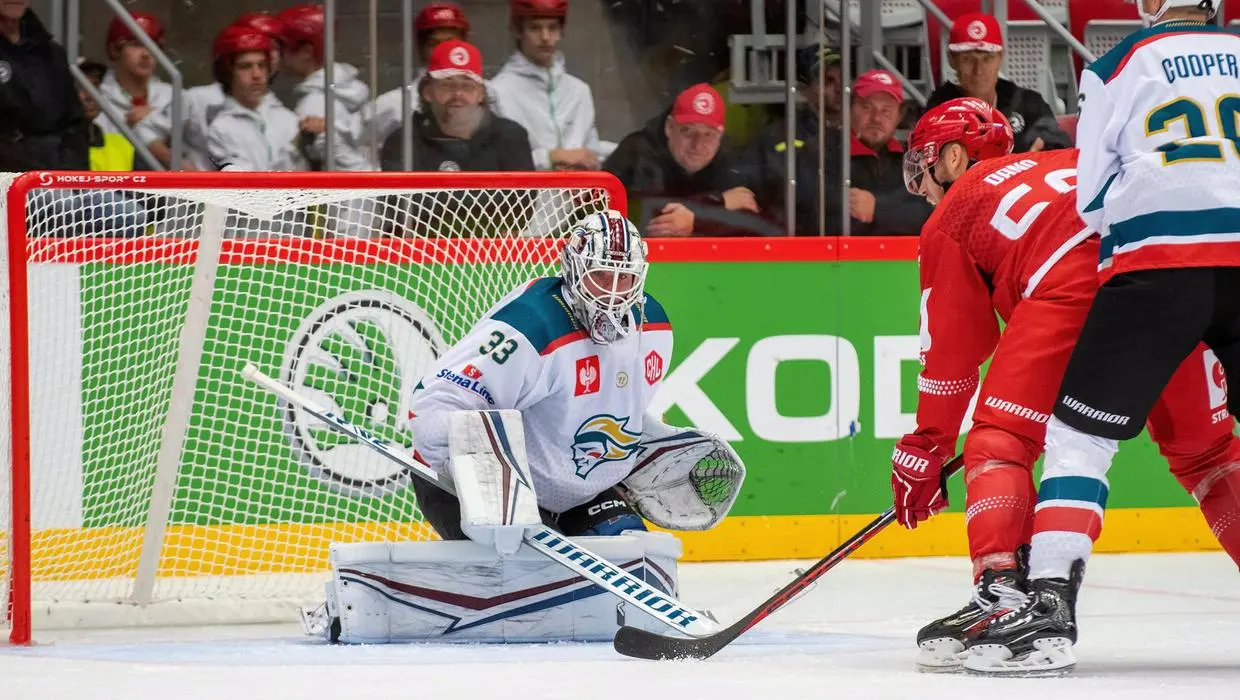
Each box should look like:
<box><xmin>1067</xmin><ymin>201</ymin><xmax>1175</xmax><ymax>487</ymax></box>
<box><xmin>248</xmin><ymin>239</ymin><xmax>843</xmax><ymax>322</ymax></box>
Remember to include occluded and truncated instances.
<box><xmin>281</xmin><ymin>290</ymin><xmax>446</xmax><ymax>499</ymax></box>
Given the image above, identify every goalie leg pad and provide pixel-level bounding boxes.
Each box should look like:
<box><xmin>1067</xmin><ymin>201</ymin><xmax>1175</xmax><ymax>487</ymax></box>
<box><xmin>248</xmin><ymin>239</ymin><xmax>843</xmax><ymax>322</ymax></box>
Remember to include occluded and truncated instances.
<box><xmin>320</xmin><ymin>532</ymin><xmax>682</xmax><ymax>644</ymax></box>
<box><xmin>449</xmin><ymin>409</ymin><xmax>542</xmax><ymax>556</ymax></box>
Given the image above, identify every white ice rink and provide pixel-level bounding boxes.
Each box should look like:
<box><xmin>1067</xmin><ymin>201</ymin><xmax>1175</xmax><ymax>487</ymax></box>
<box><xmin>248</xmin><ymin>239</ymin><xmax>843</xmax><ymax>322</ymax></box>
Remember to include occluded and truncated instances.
<box><xmin>3</xmin><ymin>552</ymin><xmax>1238</xmax><ymax>700</ymax></box>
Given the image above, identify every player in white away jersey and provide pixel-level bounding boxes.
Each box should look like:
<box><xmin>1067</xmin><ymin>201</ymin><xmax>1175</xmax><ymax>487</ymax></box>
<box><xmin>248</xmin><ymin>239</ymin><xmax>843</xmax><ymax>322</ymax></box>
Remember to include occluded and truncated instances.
<box><xmin>405</xmin><ymin>210</ymin><xmax>739</xmax><ymax>539</ymax></box>
<box><xmin>965</xmin><ymin>0</ymin><xmax>1240</xmax><ymax>676</ymax></box>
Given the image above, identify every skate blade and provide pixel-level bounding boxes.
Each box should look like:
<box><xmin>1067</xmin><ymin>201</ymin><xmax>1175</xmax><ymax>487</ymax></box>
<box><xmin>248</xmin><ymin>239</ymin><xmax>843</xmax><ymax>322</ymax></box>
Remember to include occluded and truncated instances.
<box><xmin>962</xmin><ymin>637</ymin><xmax>1076</xmax><ymax>677</ymax></box>
<box><xmin>916</xmin><ymin>637</ymin><xmax>967</xmax><ymax>673</ymax></box>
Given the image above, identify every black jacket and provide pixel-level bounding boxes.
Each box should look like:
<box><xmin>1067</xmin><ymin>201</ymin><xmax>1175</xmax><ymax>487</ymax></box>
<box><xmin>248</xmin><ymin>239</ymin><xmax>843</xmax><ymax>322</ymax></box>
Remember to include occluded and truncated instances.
<box><xmin>926</xmin><ymin>78</ymin><xmax>1073</xmax><ymax>154</ymax></box>
<box><xmin>848</xmin><ymin>134</ymin><xmax>934</xmax><ymax>236</ymax></box>
<box><xmin>0</xmin><ymin>9</ymin><xmax>88</xmax><ymax>171</ymax></box>
<box><xmin>380</xmin><ymin>109</ymin><xmax>534</xmax><ymax>172</ymax></box>
<box><xmin>603</xmin><ymin>109</ymin><xmax>757</xmax><ymax>234</ymax></box>
<box><xmin>742</xmin><ymin>107</ymin><xmax>844</xmax><ymax>236</ymax></box>
<box><xmin>605</xmin><ymin>109</ymin><xmax>748</xmax><ymax>200</ymax></box>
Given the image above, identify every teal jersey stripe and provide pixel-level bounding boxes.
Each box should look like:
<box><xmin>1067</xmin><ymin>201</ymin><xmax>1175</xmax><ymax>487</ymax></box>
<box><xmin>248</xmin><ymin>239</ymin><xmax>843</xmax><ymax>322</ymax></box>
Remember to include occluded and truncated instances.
<box><xmin>1086</xmin><ymin>21</ymin><xmax>1235</xmax><ymax>84</ymax></box>
<box><xmin>1101</xmin><ymin>207</ymin><xmax>1240</xmax><ymax>262</ymax></box>
<box><xmin>1083</xmin><ymin>172</ymin><xmax>1118</xmax><ymax>215</ymax></box>
<box><xmin>1039</xmin><ymin>476</ymin><xmax>1110</xmax><ymax>508</ymax></box>
<box><xmin>490</xmin><ymin>277</ymin><xmax>583</xmax><ymax>354</ymax></box>
<box><xmin>641</xmin><ymin>293</ymin><xmax>670</xmax><ymax>327</ymax></box>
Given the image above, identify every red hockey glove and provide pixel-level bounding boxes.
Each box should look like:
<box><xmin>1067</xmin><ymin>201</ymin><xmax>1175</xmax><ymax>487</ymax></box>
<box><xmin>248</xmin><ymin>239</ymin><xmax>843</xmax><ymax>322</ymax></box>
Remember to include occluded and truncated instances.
<box><xmin>891</xmin><ymin>434</ymin><xmax>950</xmax><ymax>529</ymax></box>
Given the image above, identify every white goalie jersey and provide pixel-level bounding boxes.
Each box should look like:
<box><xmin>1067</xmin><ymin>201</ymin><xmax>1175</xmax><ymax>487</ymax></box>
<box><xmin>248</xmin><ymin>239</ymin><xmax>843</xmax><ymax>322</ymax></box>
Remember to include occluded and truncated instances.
<box><xmin>406</xmin><ymin>277</ymin><xmax>673</xmax><ymax>514</ymax></box>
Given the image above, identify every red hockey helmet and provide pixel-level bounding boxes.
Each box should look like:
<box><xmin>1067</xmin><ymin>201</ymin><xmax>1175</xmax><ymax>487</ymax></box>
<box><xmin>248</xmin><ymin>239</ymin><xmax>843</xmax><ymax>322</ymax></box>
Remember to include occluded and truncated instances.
<box><xmin>416</xmin><ymin>3</ymin><xmax>471</xmax><ymax>34</ymax></box>
<box><xmin>232</xmin><ymin>12</ymin><xmax>293</xmax><ymax>49</ymax></box>
<box><xmin>105</xmin><ymin>11</ymin><xmax>165</xmax><ymax>60</ymax></box>
<box><xmin>511</xmin><ymin>0</ymin><xmax>569</xmax><ymax>23</ymax></box>
<box><xmin>903</xmin><ymin>97</ymin><xmax>1013</xmax><ymax>195</ymax></box>
<box><xmin>276</xmin><ymin>3</ymin><xmax>326</xmax><ymax>59</ymax></box>
<box><xmin>212</xmin><ymin>25</ymin><xmax>273</xmax><ymax>63</ymax></box>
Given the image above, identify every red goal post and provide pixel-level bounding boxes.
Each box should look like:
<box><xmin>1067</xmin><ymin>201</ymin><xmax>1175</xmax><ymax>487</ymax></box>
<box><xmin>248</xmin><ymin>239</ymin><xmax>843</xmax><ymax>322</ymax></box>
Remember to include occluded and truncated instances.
<box><xmin>1</xmin><ymin>170</ymin><xmax>627</xmax><ymax>644</ymax></box>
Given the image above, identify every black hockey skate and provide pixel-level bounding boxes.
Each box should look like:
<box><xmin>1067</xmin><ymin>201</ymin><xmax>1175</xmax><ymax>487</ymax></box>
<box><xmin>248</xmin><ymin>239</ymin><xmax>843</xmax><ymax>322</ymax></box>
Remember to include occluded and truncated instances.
<box><xmin>962</xmin><ymin>559</ymin><xmax>1085</xmax><ymax>677</ymax></box>
<box><xmin>915</xmin><ymin>567</ymin><xmax>1029</xmax><ymax>672</ymax></box>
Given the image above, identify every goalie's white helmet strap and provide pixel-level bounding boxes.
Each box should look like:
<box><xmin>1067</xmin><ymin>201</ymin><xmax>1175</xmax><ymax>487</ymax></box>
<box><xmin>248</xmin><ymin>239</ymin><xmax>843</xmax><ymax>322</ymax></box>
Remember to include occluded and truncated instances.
<box><xmin>561</xmin><ymin>210</ymin><xmax>649</xmax><ymax>344</ymax></box>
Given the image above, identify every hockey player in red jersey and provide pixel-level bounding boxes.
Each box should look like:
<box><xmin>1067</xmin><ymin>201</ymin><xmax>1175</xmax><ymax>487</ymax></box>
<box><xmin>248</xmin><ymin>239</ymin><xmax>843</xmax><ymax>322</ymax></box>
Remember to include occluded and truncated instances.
<box><xmin>891</xmin><ymin>97</ymin><xmax>1240</xmax><ymax>672</ymax></box>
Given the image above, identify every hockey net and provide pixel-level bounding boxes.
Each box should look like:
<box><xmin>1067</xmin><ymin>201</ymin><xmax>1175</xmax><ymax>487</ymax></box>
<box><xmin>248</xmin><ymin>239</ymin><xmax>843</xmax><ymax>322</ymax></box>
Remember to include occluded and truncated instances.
<box><xmin>0</xmin><ymin>171</ymin><xmax>624</xmax><ymax>643</ymax></box>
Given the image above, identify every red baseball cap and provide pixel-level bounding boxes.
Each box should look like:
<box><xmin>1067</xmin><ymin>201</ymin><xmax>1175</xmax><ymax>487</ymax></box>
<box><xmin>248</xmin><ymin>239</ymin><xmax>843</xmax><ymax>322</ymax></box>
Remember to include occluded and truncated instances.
<box><xmin>853</xmin><ymin>69</ymin><xmax>903</xmax><ymax>102</ymax></box>
<box><xmin>670</xmin><ymin>83</ymin><xmax>725</xmax><ymax>131</ymax></box>
<box><xmin>427</xmin><ymin>39</ymin><xmax>483</xmax><ymax>83</ymax></box>
<box><xmin>949</xmin><ymin>12</ymin><xmax>1003</xmax><ymax>53</ymax></box>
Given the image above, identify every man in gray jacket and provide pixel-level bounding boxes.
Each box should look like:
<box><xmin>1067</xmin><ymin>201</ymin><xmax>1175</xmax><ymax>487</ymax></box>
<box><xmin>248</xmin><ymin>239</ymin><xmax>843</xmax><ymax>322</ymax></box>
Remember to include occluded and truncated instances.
<box><xmin>491</xmin><ymin>0</ymin><xmax>610</xmax><ymax>171</ymax></box>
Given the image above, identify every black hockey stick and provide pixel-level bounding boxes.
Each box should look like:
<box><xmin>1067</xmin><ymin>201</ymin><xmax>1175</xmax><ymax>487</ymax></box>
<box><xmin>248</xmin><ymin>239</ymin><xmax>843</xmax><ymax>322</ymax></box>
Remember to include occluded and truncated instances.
<box><xmin>613</xmin><ymin>455</ymin><xmax>964</xmax><ymax>660</ymax></box>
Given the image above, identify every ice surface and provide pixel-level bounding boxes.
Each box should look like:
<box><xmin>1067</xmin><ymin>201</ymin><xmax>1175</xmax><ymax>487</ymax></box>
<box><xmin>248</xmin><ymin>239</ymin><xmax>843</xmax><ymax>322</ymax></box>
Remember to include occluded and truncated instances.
<box><xmin>4</xmin><ymin>552</ymin><xmax>1239</xmax><ymax>700</ymax></box>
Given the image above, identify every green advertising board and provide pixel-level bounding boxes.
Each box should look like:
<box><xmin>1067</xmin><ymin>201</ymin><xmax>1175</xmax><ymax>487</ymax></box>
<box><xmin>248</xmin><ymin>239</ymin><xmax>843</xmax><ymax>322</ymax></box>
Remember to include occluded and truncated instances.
<box><xmin>49</xmin><ymin>236</ymin><xmax>1221</xmax><ymax>565</ymax></box>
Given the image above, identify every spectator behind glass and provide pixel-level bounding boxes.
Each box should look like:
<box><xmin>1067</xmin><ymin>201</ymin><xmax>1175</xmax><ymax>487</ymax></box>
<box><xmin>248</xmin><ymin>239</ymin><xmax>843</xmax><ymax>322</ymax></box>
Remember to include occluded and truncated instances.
<box><xmin>0</xmin><ymin>0</ymin><xmax>88</xmax><ymax>171</ymax></box>
<box><xmin>848</xmin><ymin>70</ymin><xmax>932</xmax><ymax>235</ymax></box>
<box><xmin>491</xmin><ymin>0</ymin><xmax>610</xmax><ymax>171</ymax></box>
<box><xmin>207</xmin><ymin>25</ymin><xmax>306</xmax><ymax>171</ymax></box>
<box><xmin>604</xmin><ymin>83</ymin><xmax>757</xmax><ymax>237</ymax></box>
<box><xmin>137</xmin><ymin>11</ymin><xmax>291</xmax><ymax>171</ymax></box>
<box><xmin>277</xmin><ymin>3</ymin><xmax>374</xmax><ymax>171</ymax></box>
<box><xmin>97</xmin><ymin>10</ymin><xmax>170</xmax><ymax>164</ymax></box>
<box><xmin>62</xmin><ymin>58</ymin><xmax>147</xmax><ymax>235</ymax></box>
<box><xmin>743</xmin><ymin>44</ymin><xmax>844</xmax><ymax>235</ymax></box>
<box><xmin>78</xmin><ymin>59</ymin><xmax>134</xmax><ymax>171</ymax></box>
<box><xmin>926</xmin><ymin>12</ymin><xmax>1072</xmax><ymax>153</ymax></box>
<box><xmin>380</xmin><ymin>39</ymin><xmax>533</xmax><ymax>172</ymax></box>
<box><xmin>366</xmin><ymin>3</ymin><xmax>503</xmax><ymax>159</ymax></box>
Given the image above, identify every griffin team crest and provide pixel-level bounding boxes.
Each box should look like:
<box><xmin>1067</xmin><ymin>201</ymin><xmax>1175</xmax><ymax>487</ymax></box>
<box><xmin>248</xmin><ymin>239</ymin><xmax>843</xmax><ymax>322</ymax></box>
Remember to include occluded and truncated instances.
<box><xmin>570</xmin><ymin>414</ymin><xmax>641</xmax><ymax>478</ymax></box>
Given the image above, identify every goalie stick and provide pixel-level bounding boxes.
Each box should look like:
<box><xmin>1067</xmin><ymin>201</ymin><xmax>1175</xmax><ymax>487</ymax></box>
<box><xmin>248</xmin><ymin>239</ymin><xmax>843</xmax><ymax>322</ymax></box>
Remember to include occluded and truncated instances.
<box><xmin>240</xmin><ymin>363</ymin><xmax>721</xmax><ymax>638</ymax></box>
<box><xmin>613</xmin><ymin>455</ymin><xmax>964</xmax><ymax>660</ymax></box>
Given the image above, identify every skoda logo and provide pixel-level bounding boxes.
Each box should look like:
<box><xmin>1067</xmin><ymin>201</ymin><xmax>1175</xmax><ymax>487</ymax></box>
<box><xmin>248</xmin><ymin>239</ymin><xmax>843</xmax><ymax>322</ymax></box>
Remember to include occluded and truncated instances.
<box><xmin>280</xmin><ymin>290</ymin><xmax>445</xmax><ymax>499</ymax></box>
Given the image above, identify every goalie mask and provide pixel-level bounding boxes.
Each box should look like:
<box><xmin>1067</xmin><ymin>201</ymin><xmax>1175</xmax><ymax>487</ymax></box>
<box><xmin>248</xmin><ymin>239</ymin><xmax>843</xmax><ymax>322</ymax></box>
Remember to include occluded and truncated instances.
<box><xmin>561</xmin><ymin>210</ymin><xmax>649</xmax><ymax>344</ymax></box>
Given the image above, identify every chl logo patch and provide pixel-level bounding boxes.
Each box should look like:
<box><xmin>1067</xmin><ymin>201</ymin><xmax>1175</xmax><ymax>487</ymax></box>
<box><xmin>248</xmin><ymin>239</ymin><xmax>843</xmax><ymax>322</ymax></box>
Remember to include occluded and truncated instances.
<box><xmin>575</xmin><ymin>355</ymin><xmax>601</xmax><ymax>396</ymax></box>
<box><xmin>644</xmin><ymin>351</ymin><xmax>663</xmax><ymax>385</ymax></box>
<box><xmin>570</xmin><ymin>414</ymin><xmax>641</xmax><ymax>479</ymax></box>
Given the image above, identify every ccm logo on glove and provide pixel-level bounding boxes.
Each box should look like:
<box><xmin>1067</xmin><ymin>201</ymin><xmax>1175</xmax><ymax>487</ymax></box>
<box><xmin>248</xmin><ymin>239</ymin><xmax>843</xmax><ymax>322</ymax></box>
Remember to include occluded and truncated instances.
<box><xmin>587</xmin><ymin>500</ymin><xmax>626</xmax><ymax>516</ymax></box>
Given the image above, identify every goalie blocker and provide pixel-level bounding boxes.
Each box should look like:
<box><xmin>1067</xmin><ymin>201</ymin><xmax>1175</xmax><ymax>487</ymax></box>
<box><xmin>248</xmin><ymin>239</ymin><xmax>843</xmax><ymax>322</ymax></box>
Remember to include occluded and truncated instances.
<box><xmin>305</xmin><ymin>409</ymin><xmax>744</xmax><ymax>643</ymax></box>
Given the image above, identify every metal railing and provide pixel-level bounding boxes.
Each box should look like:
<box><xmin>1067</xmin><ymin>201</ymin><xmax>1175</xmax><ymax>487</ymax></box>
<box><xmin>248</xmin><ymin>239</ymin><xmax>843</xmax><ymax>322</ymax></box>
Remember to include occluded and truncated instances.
<box><xmin>65</xmin><ymin>0</ymin><xmax>183</xmax><ymax>171</ymax></box>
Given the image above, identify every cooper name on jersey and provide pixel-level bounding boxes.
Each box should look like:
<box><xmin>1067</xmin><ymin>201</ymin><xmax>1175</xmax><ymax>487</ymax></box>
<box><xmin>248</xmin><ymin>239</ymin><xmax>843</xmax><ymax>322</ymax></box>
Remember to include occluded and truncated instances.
<box><xmin>1161</xmin><ymin>52</ymin><xmax>1240</xmax><ymax>83</ymax></box>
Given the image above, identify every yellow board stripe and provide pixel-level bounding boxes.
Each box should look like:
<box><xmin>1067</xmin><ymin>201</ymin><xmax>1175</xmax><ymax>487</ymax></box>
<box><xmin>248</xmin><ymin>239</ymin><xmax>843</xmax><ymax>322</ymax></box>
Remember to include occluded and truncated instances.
<box><xmin>667</xmin><ymin>506</ymin><xmax>1220</xmax><ymax>561</ymax></box>
<box><xmin>0</xmin><ymin>507</ymin><xmax>1219</xmax><ymax>582</ymax></box>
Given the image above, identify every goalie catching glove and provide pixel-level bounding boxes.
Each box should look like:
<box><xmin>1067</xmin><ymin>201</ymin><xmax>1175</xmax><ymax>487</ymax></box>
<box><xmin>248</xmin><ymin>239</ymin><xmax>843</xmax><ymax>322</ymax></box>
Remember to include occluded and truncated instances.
<box><xmin>618</xmin><ymin>415</ymin><xmax>746</xmax><ymax>531</ymax></box>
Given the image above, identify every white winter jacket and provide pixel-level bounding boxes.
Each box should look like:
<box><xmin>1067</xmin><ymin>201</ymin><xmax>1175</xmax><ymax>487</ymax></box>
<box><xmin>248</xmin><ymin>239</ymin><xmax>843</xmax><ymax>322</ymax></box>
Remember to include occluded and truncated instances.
<box><xmin>292</xmin><ymin>63</ymin><xmax>376</xmax><ymax>171</ymax></box>
<box><xmin>135</xmin><ymin>83</ymin><xmax>286</xmax><ymax>170</ymax></box>
<box><xmin>207</xmin><ymin>95</ymin><xmax>306</xmax><ymax>172</ymax></box>
<box><xmin>490</xmin><ymin>52</ymin><xmax>613</xmax><ymax>170</ymax></box>
<box><xmin>366</xmin><ymin>69</ymin><xmax>504</xmax><ymax>157</ymax></box>
<box><xmin>95</xmin><ymin>72</ymin><xmax>173</xmax><ymax>137</ymax></box>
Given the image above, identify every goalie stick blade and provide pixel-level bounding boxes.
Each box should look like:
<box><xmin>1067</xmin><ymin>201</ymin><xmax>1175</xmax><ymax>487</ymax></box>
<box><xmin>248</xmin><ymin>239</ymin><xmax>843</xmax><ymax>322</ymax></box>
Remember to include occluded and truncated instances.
<box><xmin>613</xmin><ymin>622</ymin><xmax>732</xmax><ymax>660</ymax></box>
<box><xmin>612</xmin><ymin>456</ymin><xmax>964</xmax><ymax>661</ymax></box>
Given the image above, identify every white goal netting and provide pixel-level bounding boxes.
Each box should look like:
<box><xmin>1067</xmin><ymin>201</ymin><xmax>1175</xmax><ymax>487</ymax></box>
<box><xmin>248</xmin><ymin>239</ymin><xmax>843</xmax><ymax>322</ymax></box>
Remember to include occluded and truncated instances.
<box><xmin>0</xmin><ymin>172</ymin><xmax>619</xmax><ymax>640</ymax></box>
